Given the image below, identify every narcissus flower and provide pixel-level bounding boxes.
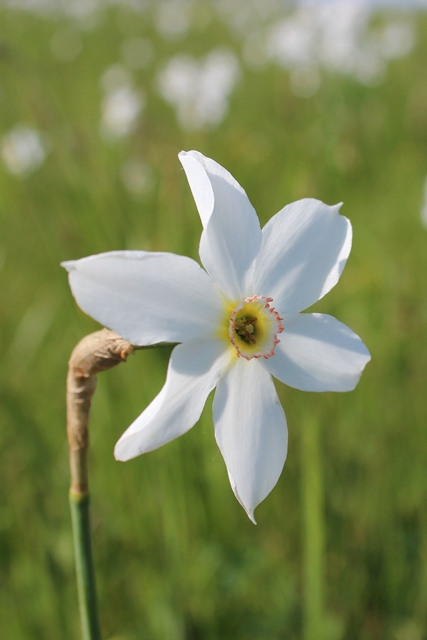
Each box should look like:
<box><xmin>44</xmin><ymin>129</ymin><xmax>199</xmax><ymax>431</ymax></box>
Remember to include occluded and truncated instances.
<box><xmin>62</xmin><ymin>150</ymin><xmax>370</xmax><ymax>522</ymax></box>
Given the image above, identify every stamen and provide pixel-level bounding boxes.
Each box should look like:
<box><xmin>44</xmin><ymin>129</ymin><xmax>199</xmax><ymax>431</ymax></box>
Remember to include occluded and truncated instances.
<box><xmin>235</xmin><ymin>316</ymin><xmax>258</xmax><ymax>345</ymax></box>
<box><xmin>235</xmin><ymin>316</ymin><xmax>258</xmax><ymax>328</ymax></box>
<box><xmin>228</xmin><ymin>296</ymin><xmax>283</xmax><ymax>360</ymax></box>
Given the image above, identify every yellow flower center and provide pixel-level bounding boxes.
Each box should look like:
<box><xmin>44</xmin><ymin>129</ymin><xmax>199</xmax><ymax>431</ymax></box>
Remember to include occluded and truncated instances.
<box><xmin>225</xmin><ymin>296</ymin><xmax>284</xmax><ymax>360</ymax></box>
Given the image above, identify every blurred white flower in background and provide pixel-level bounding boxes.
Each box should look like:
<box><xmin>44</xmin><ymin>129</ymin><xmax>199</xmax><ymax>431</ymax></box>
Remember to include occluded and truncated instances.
<box><xmin>154</xmin><ymin>0</ymin><xmax>192</xmax><ymax>40</ymax></box>
<box><xmin>216</xmin><ymin>0</ymin><xmax>283</xmax><ymax>37</ymax></box>
<box><xmin>1</xmin><ymin>0</ymin><xmax>419</xmax><ymax>102</ymax></box>
<box><xmin>61</xmin><ymin>0</ymin><xmax>100</xmax><ymax>20</ymax></box>
<box><xmin>1</xmin><ymin>125</ymin><xmax>51</xmax><ymax>176</ymax></box>
<box><xmin>2</xmin><ymin>0</ymin><xmax>101</xmax><ymax>20</ymax></box>
<box><xmin>157</xmin><ymin>48</ymin><xmax>240</xmax><ymax>130</ymax></box>
<box><xmin>100</xmin><ymin>87</ymin><xmax>144</xmax><ymax>139</ymax></box>
<box><xmin>266</xmin><ymin>1</ymin><xmax>416</xmax><ymax>90</ymax></box>
<box><xmin>289</xmin><ymin>66</ymin><xmax>322</xmax><ymax>98</ymax></box>
<box><xmin>100</xmin><ymin>64</ymin><xmax>133</xmax><ymax>93</ymax></box>
<box><xmin>121</xmin><ymin>37</ymin><xmax>155</xmax><ymax>69</ymax></box>
<box><xmin>100</xmin><ymin>64</ymin><xmax>144</xmax><ymax>140</ymax></box>
<box><xmin>377</xmin><ymin>20</ymin><xmax>415</xmax><ymax>59</ymax></box>
<box><xmin>268</xmin><ymin>11</ymin><xmax>316</xmax><ymax>68</ymax></box>
<box><xmin>121</xmin><ymin>160</ymin><xmax>153</xmax><ymax>197</ymax></box>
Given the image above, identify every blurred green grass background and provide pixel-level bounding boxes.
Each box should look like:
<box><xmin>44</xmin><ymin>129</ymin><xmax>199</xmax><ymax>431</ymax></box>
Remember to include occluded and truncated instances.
<box><xmin>1</xmin><ymin>3</ymin><xmax>427</xmax><ymax>639</ymax></box>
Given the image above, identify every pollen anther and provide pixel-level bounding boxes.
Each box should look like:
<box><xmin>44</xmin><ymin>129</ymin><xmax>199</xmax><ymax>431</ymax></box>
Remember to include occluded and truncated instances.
<box><xmin>235</xmin><ymin>316</ymin><xmax>258</xmax><ymax>344</ymax></box>
<box><xmin>228</xmin><ymin>295</ymin><xmax>283</xmax><ymax>360</ymax></box>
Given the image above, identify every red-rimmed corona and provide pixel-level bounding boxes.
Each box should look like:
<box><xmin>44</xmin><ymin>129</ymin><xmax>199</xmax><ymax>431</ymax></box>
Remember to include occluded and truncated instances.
<box><xmin>229</xmin><ymin>296</ymin><xmax>284</xmax><ymax>360</ymax></box>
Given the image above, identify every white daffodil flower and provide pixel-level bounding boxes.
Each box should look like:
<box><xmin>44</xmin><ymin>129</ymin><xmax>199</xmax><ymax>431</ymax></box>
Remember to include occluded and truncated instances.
<box><xmin>62</xmin><ymin>150</ymin><xmax>370</xmax><ymax>522</ymax></box>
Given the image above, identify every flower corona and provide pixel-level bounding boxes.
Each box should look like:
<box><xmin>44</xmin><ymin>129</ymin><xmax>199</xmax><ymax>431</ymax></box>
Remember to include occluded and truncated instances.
<box><xmin>229</xmin><ymin>296</ymin><xmax>284</xmax><ymax>360</ymax></box>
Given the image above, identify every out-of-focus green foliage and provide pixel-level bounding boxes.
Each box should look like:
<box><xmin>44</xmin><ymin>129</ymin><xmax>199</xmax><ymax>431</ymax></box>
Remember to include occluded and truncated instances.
<box><xmin>1</xmin><ymin>4</ymin><xmax>427</xmax><ymax>639</ymax></box>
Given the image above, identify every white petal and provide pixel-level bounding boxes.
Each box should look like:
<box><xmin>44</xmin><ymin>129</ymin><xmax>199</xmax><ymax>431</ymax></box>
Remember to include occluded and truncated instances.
<box><xmin>62</xmin><ymin>251</ymin><xmax>223</xmax><ymax>345</ymax></box>
<box><xmin>213</xmin><ymin>358</ymin><xmax>288</xmax><ymax>522</ymax></box>
<box><xmin>179</xmin><ymin>150</ymin><xmax>262</xmax><ymax>301</ymax></box>
<box><xmin>264</xmin><ymin>313</ymin><xmax>371</xmax><ymax>392</ymax></box>
<box><xmin>178</xmin><ymin>151</ymin><xmax>214</xmax><ymax>228</ymax></box>
<box><xmin>253</xmin><ymin>199</ymin><xmax>352</xmax><ymax>313</ymax></box>
<box><xmin>115</xmin><ymin>337</ymin><xmax>230</xmax><ymax>460</ymax></box>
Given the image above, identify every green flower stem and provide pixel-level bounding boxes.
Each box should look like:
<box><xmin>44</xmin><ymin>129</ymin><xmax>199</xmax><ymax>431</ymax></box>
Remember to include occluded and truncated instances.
<box><xmin>301</xmin><ymin>414</ymin><xmax>325</xmax><ymax>640</ymax></box>
<box><xmin>69</xmin><ymin>488</ymin><xmax>101</xmax><ymax>640</ymax></box>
